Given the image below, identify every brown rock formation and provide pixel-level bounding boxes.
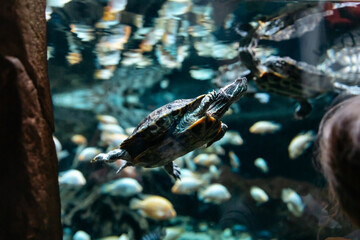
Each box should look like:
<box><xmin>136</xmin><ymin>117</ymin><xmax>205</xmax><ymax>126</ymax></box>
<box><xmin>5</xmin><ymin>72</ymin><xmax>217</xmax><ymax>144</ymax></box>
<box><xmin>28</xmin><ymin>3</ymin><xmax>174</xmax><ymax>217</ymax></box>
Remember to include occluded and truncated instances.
<box><xmin>0</xmin><ymin>0</ymin><xmax>62</xmax><ymax>239</ymax></box>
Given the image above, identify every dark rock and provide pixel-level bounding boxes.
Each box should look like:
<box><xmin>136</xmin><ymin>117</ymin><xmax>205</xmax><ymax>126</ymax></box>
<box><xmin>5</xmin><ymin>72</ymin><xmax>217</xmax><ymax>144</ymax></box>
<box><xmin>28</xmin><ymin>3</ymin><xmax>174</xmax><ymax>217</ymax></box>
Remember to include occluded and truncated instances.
<box><xmin>0</xmin><ymin>0</ymin><xmax>62</xmax><ymax>239</ymax></box>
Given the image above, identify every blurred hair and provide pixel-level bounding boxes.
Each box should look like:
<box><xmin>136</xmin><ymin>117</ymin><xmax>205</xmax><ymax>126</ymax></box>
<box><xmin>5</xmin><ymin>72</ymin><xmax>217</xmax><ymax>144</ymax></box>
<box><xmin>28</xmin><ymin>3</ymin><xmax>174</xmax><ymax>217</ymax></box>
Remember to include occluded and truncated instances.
<box><xmin>316</xmin><ymin>95</ymin><xmax>360</xmax><ymax>228</ymax></box>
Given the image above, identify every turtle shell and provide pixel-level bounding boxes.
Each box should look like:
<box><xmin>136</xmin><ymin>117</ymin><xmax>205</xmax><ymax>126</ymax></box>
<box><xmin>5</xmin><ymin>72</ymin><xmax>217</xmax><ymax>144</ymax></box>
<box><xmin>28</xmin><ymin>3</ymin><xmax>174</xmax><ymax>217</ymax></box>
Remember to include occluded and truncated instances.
<box><xmin>119</xmin><ymin>94</ymin><xmax>206</xmax><ymax>164</ymax></box>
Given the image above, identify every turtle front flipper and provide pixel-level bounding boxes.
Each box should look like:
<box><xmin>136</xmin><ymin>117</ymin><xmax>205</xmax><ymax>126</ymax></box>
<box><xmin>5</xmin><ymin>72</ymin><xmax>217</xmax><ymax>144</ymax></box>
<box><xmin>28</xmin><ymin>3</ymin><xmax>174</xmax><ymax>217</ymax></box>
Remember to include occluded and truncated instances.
<box><xmin>164</xmin><ymin>162</ymin><xmax>181</xmax><ymax>180</ymax></box>
<box><xmin>206</xmin><ymin>122</ymin><xmax>228</xmax><ymax>147</ymax></box>
<box><xmin>91</xmin><ymin>149</ymin><xmax>132</xmax><ymax>163</ymax></box>
<box><xmin>294</xmin><ymin>100</ymin><xmax>312</xmax><ymax>119</ymax></box>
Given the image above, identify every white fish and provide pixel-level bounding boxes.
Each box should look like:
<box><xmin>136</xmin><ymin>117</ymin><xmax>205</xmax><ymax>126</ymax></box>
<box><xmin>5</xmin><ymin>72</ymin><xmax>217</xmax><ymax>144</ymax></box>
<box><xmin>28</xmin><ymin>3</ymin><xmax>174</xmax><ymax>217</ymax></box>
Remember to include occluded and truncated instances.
<box><xmin>108</xmin><ymin>0</ymin><xmax>128</xmax><ymax>13</ymax></box>
<box><xmin>254</xmin><ymin>93</ymin><xmax>270</xmax><ymax>104</ymax></box>
<box><xmin>94</xmin><ymin>69</ymin><xmax>114</xmax><ymax>80</ymax></box>
<box><xmin>101</xmin><ymin>132</ymin><xmax>128</xmax><ymax>147</ymax></box>
<box><xmin>47</xmin><ymin>0</ymin><xmax>71</xmax><ymax>8</ymax></box>
<box><xmin>281</xmin><ymin>188</ymin><xmax>305</xmax><ymax>217</ymax></box>
<box><xmin>78</xmin><ymin>147</ymin><xmax>101</xmax><ymax>162</ymax></box>
<box><xmin>164</xmin><ymin>227</ymin><xmax>184</xmax><ymax>240</ymax></box>
<box><xmin>53</xmin><ymin>136</ymin><xmax>62</xmax><ymax>153</ymax></box>
<box><xmin>59</xmin><ymin>169</ymin><xmax>86</xmax><ymax>186</ymax></box>
<box><xmin>199</xmin><ymin>183</ymin><xmax>231</xmax><ymax>204</ymax></box>
<box><xmin>101</xmin><ymin>177</ymin><xmax>142</xmax><ymax>197</ymax></box>
<box><xmin>171</xmin><ymin>177</ymin><xmax>203</xmax><ymax>195</ymax></box>
<box><xmin>194</xmin><ymin>153</ymin><xmax>221</xmax><ymax>167</ymax></box>
<box><xmin>250</xmin><ymin>186</ymin><xmax>269</xmax><ymax>204</ymax></box>
<box><xmin>217</xmin><ymin>130</ymin><xmax>244</xmax><ymax>146</ymax></box>
<box><xmin>288</xmin><ymin>130</ymin><xmax>315</xmax><ymax>159</ymax></box>
<box><xmin>229</xmin><ymin>151</ymin><xmax>240</xmax><ymax>172</ymax></box>
<box><xmin>189</xmin><ymin>68</ymin><xmax>215</xmax><ymax>80</ymax></box>
<box><xmin>53</xmin><ymin>136</ymin><xmax>69</xmax><ymax>161</ymax></box>
<box><xmin>73</xmin><ymin>230</ymin><xmax>90</xmax><ymax>240</ymax></box>
<box><xmin>254</xmin><ymin>158</ymin><xmax>269</xmax><ymax>173</ymax></box>
<box><xmin>98</xmin><ymin>123</ymin><xmax>125</xmax><ymax>134</ymax></box>
<box><xmin>249</xmin><ymin>121</ymin><xmax>281</xmax><ymax>134</ymax></box>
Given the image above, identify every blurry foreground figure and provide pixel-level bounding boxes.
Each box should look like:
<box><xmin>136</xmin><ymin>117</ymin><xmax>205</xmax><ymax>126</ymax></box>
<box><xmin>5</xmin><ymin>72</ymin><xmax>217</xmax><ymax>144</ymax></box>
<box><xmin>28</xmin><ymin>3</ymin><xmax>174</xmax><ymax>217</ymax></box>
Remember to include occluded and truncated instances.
<box><xmin>317</xmin><ymin>95</ymin><xmax>360</xmax><ymax>228</ymax></box>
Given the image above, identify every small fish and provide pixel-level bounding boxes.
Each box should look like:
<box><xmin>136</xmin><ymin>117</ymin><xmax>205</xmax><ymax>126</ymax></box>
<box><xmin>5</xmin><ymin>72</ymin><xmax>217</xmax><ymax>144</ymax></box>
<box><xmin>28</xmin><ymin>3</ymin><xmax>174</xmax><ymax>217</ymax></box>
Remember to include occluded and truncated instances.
<box><xmin>194</xmin><ymin>153</ymin><xmax>221</xmax><ymax>167</ymax></box>
<box><xmin>171</xmin><ymin>176</ymin><xmax>203</xmax><ymax>195</ymax></box>
<box><xmin>78</xmin><ymin>147</ymin><xmax>101</xmax><ymax>162</ymax></box>
<box><xmin>71</xmin><ymin>134</ymin><xmax>87</xmax><ymax>145</ymax></box>
<box><xmin>59</xmin><ymin>169</ymin><xmax>86</xmax><ymax>186</ymax></box>
<box><xmin>281</xmin><ymin>188</ymin><xmax>305</xmax><ymax>217</ymax></box>
<box><xmin>199</xmin><ymin>183</ymin><xmax>231</xmax><ymax>204</ymax></box>
<box><xmin>101</xmin><ymin>177</ymin><xmax>143</xmax><ymax>197</ymax></box>
<box><xmin>254</xmin><ymin>93</ymin><xmax>270</xmax><ymax>104</ymax></box>
<box><xmin>94</xmin><ymin>69</ymin><xmax>114</xmax><ymax>80</ymax></box>
<box><xmin>249</xmin><ymin>121</ymin><xmax>281</xmax><ymax>134</ymax></box>
<box><xmin>125</xmin><ymin>127</ymin><xmax>136</xmax><ymax>135</ymax></box>
<box><xmin>218</xmin><ymin>130</ymin><xmax>244</xmax><ymax>146</ymax></box>
<box><xmin>250</xmin><ymin>186</ymin><xmax>269</xmax><ymax>204</ymax></box>
<box><xmin>66</xmin><ymin>52</ymin><xmax>82</xmax><ymax>65</ymax></box>
<box><xmin>288</xmin><ymin>130</ymin><xmax>315</xmax><ymax>159</ymax></box>
<box><xmin>53</xmin><ymin>136</ymin><xmax>69</xmax><ymax>161</ymax></box>
<box><xmin>108</xmin><ymin>0</ymin><xmax>128</xmax><ymax>13</ymax></box>
<box><xmin>164</xmin><ymin>227</ymin><xmax>185</xmax><ymax>240</ymax></box>
<box><xmin>229</xmin><ymin>151</ymin><xmax>241</xmax><ymax>172</ymax></box>
<box><xmin>98</xmin><ymin>123</ymin><xmax>125</xmax><ymax>134</ymax></box>
<box><xmin>130</xmin><ymin>196</ymin><xmax>176</xmax><ymax>220</ymax></box>
<box><xmin>100</xmin><ymin>132</ymin><xmax>128</xmax><ymax>147</ymax></box>
<box><xmin>189</xmin><ymin>68</ymin><xmax>215</xmax><ymax>80</ymax></box>
<box><xmin>73</xmin><ymin>230</ymin><xmax>90</xmax><ymax>240</ymax></box>
<box><xmin>254</xmin><ymin>158</ymin><xmax>269</xmax><ymax>173</ymax></box>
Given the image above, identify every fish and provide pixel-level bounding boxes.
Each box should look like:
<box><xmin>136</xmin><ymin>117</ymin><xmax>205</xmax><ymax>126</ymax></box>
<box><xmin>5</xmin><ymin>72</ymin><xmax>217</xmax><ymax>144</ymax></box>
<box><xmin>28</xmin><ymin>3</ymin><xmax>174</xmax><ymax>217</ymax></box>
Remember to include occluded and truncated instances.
<box><xmin>189</xmin><ymin>68</ymin><xmax>215</xmax><ymax>81</ymax></box>
<box><xmin>98</xmin><ymin>123</ymin><xmax>125</xmax><ymax>134</ymax></box>
<box><xmin>288</xmin><ymin>130</ymin><xmax>315</xmax><ymax>159</ymax></box>
<box><xmin>254</xmin><ymin>93</ymin><xmax>270</xmax><ymax>104</ymax></box>
<box><xmin>250</xmin><ymin>186</ymin><xmax>269</xmax><ymax>204</ymax></box>
<box><xmin>53</xmin><ymin>136</ymin><xmax>69</xmax><ymax>161</ymax></box>
<box><xmin>94</xmin><ymin>69</ymin><xmax>114</xmax><ymax>80</ymax></box>
<box><xmin>108</xmin><ymin>0</ymin><xmax>128</xmax><ymax>13</ymax></box>
<box><xmin>171</xmin><ymin>176</ymin><xmax>204</xmax><ymax>195</ymax></box>
<box><xmin>199</xmin><ymin>183</ymin><xmax>231</xmax><ymax>204</ymax></box>
<box><xmin>229</xmin><ymin>151</ymin><xmax>241</xmax><ymax>172</ymax></box>
<box><xmin>249</xmin><ymin>121</ymin><xmax>281</xmax><ymax>134</ymax></box>
<box><xmin>73</xmin><ymin>230</ymin><xmax>90</xmax><ymax>240</ymax></box>
<box><xmin>66</xmin><ymin>52</ymin><xmax>82</xmax><ymax>65</ymax></box>
<box><xmin>130</xmin><ymin>195</ymin><xmax>176</xmax><ymax>220</ymax></box>
<box><xmin>78</xmin><ymin>147</ymin><xmax>101</xmax><ymax>162</ymax></box>
<box><xmin>254</xmin><ymin>158</ymin><xmax>269</xmax><ymax>173</ymax></box>
<box><xmin>101</xmin><ymin>177</ymin><xmax>143</xmax><ymax>197</ymax></box>
<box><xmin>217</xmin><ymin>130</ymin><xmax>244</xmax><ymax>146</ymax></box>
<box><xmin>194</xmin><ymin>153</ymin><xmax>221</xmax><ymax>167</ymax></box>
<box><xmin>100</xmin><ymin>132</ymin><xmax>128</xmax><ymax>147</ymax></box>
<box><xmin>281</xmin><ymin>188</ymin><xmax>305</xmax><ymax>217</ymax></box>
<box><xmin>59</xmin><ymin>169</ymin><xmax>86</xmax><ymax>186</ymax></box>
<box><xmin>71</xmin><ymin>134</ymin><xmax>87</xmax><ymax>145</ymax></box>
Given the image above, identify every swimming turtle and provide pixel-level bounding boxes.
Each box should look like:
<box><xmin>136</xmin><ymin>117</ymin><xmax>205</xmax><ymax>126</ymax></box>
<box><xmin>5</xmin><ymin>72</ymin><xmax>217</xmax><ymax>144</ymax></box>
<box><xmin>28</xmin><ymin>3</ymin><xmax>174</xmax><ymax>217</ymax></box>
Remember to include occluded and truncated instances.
<box><xmin>91</xmin><ymin>78</ymin><xmax>247</xmax><ymax>179</ymax></box>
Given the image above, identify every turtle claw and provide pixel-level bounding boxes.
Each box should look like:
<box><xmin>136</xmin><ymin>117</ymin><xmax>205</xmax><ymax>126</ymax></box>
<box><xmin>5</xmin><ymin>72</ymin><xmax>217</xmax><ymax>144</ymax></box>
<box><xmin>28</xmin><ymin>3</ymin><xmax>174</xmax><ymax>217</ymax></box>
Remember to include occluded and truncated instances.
<box><xmin>165</xmin><ymin>162</ymin><xmax>181</xmax><ymax>180</ymax></box>
<box><xmin>116</xmin><ymin>161</ymin><xmax>128</xmax><ymax>174</ymax></box>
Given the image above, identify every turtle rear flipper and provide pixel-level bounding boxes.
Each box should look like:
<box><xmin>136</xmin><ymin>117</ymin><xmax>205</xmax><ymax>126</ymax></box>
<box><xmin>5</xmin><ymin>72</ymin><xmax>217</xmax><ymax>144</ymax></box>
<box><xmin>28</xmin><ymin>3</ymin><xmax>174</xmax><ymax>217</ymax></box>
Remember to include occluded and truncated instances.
<box><xmin>294</xmin><ymin>100</ymin><xmax>312</xmax><ymax>119</ymax></box>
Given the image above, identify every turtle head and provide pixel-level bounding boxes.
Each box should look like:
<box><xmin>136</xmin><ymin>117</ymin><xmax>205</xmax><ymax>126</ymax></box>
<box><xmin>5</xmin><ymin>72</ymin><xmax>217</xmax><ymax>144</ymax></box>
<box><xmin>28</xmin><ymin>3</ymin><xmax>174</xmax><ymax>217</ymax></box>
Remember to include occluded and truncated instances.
<box><xmin>206</xmin><ymin>77</ymin><xmax>247</xmax><ymax>119</ymax></box>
